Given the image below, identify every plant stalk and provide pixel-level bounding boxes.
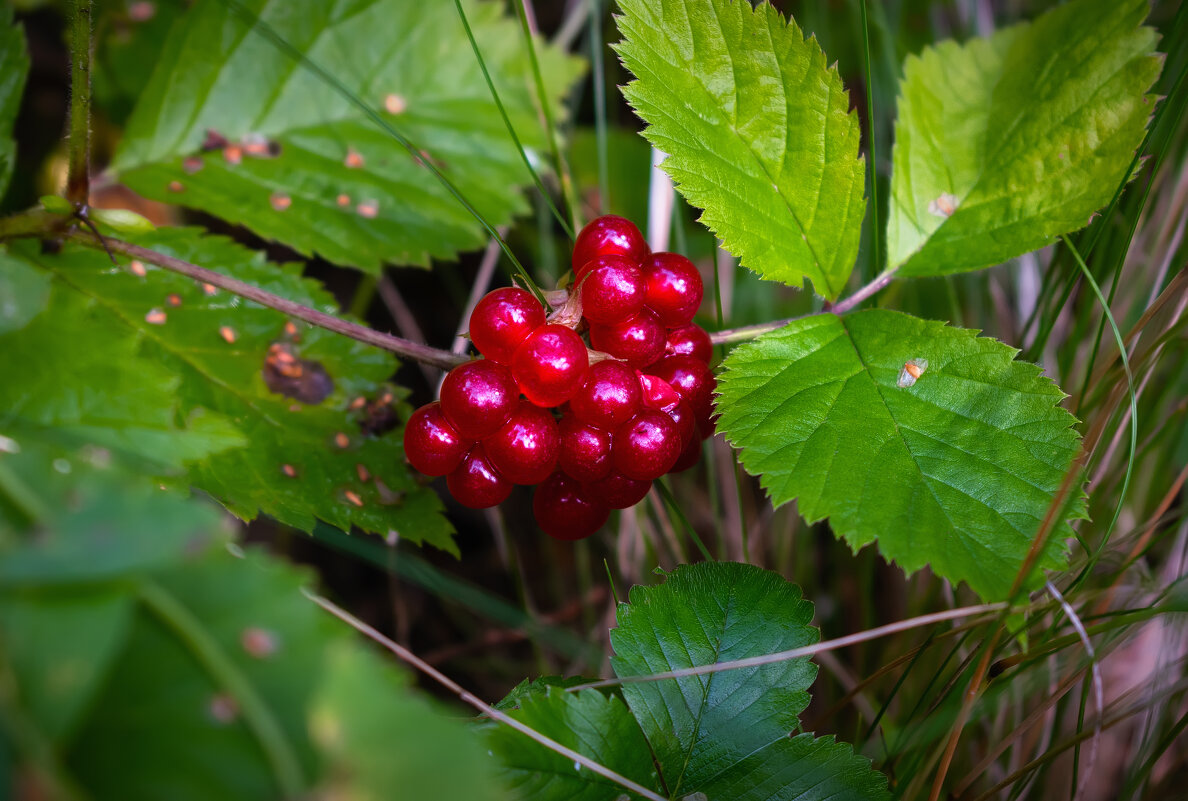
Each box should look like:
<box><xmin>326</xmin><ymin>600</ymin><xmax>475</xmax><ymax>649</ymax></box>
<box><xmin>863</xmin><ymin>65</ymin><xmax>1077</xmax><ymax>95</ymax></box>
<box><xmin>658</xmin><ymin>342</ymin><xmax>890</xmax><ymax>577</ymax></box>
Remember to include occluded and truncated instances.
<box><xmin>65</xmin><ymin>0</ymin><xmax>92</xmax><ymax>207</ymax></box>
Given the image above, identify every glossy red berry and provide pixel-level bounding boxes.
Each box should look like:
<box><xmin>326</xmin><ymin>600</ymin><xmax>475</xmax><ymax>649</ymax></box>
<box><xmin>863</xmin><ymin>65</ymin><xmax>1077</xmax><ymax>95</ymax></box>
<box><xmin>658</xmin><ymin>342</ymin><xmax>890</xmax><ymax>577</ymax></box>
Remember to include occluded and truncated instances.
<box><xmin>439</xmin><ymin>360</ymin><xmax>518</xmax><ymax>441</ymax></box>
<box><xmin>644</xmin><ymin>252</ymin><xmax>702</xmax><ymax>327</ymax></box>
<box><xmin>580</xmin><ymin>469</ymin><xmax>651</xmax><ymax>509</ymax></box>
<box><xmin>447</xmin><ymin>444</ymin><xmax>513</xmax><ymax>508</ymax></box>
<box><xmin>613</xmin><ymin>409</ymin><xmax>681</xmax><ymax>480</ymax></box>
<box><xmin>511</xmin><ymin>325</ymin><xmax>590</xmax><ymax>408</ymax></box>
<box><xmin>665</xmin><ymin>323</ymin><xmax>713</xmax><ymax>363</ymax></box>
<box><xmin>647</xmin><ymin>354</ymin><xmax>715</xmax><ymax>425</ymax></box>
<box><xmin>403</xmin><ymin>402</ymin><xmax>469</xmax><ymax>476</ymax></box>
<box><xmin>534</xmin><ymin>472</ymin><xmax>610</xmax><ymax>541</ymax></box>
<box><xmin>589</xmin><ymin>308</ymin><xmax>666</xmax><ymax>368</ymax></box>
<box><xmin>638</xmin><ymin>374</ymin><xmax>695</xmax><ymax>448</ymax></box>
<box><xmin>558</xmin><ymin>415</ymin><xmax>613</xmax><ymax>483</ymax></box>
<box><xmin>638</xmin><ymin>372</ymin><xmax>682</xmax><ymax>411</ymax></box>
<box><xmin>572</xmin><ymin>215</ymin><xmax>649</xmax><ymax>276</ymax></box>
<box><xmin>469</xmin><ymin>287</ymin><xmax>546</xmax><ymax>364</ymax></box>
<box><xmin>484</xmin><ymin>400</ymin><xmax>560</xmax><ymax>485</ymax></box>
<box><xmin>570</xmin><ymin>360</ymin><xmax>642</xmax><ymax>430</ymax></box>
<box><xmin>580</xmin><ymin>256</ymin><xmax>646</xmax><ymax>325</ymax></box>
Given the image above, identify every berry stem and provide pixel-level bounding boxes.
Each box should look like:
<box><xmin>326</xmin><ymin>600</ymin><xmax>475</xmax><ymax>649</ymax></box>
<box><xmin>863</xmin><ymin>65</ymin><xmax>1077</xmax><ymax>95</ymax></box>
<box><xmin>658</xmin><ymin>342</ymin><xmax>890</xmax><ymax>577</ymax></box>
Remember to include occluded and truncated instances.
<box><xmin>65</xmin><ymin>0</ymin><xmax>93</xmax><ymax>208</ymax></box>
<box><xmin>27</xmin><ymin>221</ymin><xmax>469</xmax><ymax>370</ymax></box>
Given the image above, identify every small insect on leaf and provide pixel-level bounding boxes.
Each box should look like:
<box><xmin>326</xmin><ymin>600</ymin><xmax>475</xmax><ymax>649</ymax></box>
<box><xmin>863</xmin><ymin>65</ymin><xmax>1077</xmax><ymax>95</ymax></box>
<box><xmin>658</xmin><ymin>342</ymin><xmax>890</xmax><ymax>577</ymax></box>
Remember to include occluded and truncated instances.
<box><xmin>897</xmin><ymin>358</ymin><xmax>929</xmax><ymax>388</ymax></box>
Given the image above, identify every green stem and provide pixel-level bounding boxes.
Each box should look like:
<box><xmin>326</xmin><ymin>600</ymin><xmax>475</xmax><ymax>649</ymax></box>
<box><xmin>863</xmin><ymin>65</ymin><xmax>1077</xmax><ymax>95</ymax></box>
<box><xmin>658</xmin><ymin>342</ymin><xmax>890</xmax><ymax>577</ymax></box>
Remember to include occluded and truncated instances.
<box><xmin>452</xmin><ymin>0</ymin><xmax>574</xmax><ymax>240</ymax></box>
<box><xmin>66</xmin><ymin>0</ymin><xmax>92</xmax><ymax>207</ymax></box>
<box><xmin>1062</xmin><ymin>233</ymin><xmax>1138</xmax><ymax>562</ymax></box>
<box><xmin>858</xmin><ymin>0</ymin><xmax>880</xmax><ymax>278</ymax></box>
<box><xmin>138</xmin><ymin>581</ymin><xmax>304</xmax><ymax>799</ymax></box>
<box><xmin>513</xmin><ymin>0</ymin><xmax>582</xmax><ymax>235</ymax></box>
<box><xmin>588</xmin><ymin>0</ymin><xmax>609</xmax><ymax>216</ymax></box>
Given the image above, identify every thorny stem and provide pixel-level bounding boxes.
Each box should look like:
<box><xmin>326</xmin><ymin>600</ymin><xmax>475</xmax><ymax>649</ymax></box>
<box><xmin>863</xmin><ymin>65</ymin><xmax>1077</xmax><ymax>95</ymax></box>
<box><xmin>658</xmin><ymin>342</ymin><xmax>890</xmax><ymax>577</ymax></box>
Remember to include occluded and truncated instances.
<box><xmin>304</xmin><ymin>589</ymin><xmax>668</xmax><ymax>801</ymax></box>
<box><xmin>0</xmin><ymin>212</ymin><xmax>467</xmax><ymax>370</ymax></box>
<box><xmin>65</xmin><ymin>0</ymin><xmax>92</xmax><ymax>207</ymax></box>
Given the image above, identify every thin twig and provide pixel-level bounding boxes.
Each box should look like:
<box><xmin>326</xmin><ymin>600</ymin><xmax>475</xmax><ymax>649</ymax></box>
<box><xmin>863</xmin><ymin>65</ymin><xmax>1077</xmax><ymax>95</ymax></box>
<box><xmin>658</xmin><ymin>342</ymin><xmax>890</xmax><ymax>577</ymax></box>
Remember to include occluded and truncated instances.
<box><xmin>303</xmin><ymin>588</ymin><xmax>667</xmax><ymax>801</ymax></box>
<box><xmin>709</xmin><ymin>315</ymin><xmax>808</xmax><ymax>345</ymax></box>
<box><xmin>54</xmin><ymin>227</ymin><xmax>467</xmax><ymax>370</ymax></box>
<box><xmin>831</xmin><ymin>268</ymin><xmax>898</xmax><ymax>314</ymax></box>
<box><xmin>65</xmin><ymin>0</ymin><xmax>93</xmax><ymax>206</ymax></box>
<box><xmin>567</xmin><ymin>602</ymin><xmax>1007</xmax><ymax>690</ymax></box>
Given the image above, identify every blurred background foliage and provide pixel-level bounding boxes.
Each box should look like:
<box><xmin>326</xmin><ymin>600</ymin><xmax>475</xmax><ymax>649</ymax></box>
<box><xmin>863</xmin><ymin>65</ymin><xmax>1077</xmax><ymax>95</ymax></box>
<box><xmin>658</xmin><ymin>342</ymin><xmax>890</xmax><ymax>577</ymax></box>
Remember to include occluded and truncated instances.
<box><xmin>1</xmin><ymin>0</ymin><xmax>1186</xmax><ymax>798</ymax></box>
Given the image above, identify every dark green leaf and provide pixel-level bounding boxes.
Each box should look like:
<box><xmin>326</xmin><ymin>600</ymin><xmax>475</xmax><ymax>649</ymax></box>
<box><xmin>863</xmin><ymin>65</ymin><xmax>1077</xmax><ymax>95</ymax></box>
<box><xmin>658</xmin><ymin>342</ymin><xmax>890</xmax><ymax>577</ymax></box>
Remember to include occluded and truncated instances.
<box><xmin>0</xmin><ymin>590</ymin><xmax>134</xmax><ymax>744</ymax></box>
<box><xmin>486</xmin><ymin>687</ymin><xmax>659</xmax><ymax>801</ymax></box>
<box><xmin>715</xmin><ymin>310</ymin><xmax>1084</xmax><ymax>600</ymax></box>
<box><xmin>0</xmin><ymin>248</ymin><xmax>50</xmax><ymax>334</ymax></box>
<box><xmin>614</xmin><ymin>0</ymin><xmax>865</xmax><ymax>298</ymax></box>
<box><xmin>0</xmin><ymin>433</ymin><xmax>229</xmax><ymax>583</ymax></box>
<box><xmin>886</xmin><ymin>0</ymin><xmax>1161</xmax><ymax>276</ymax></box>
<box><xmin>9</xmin><ymin>230</ymin><xmax>454</xmax><ymax>551</ymax></box>
<box><xmin>0</xmin><ymin>5</ymin><xmax>29</xmax><ymax>199</ymax></box>
<box><xmin>610</xmin><ymin>562</ymin><xmax>818</xmax><ymax>795</ymax></box>
<box><xmin>696</xmin><ymin>733</ymin><xmax>892</xmax><ymax>801</ymax></box>
<box><xmin>311</xmin><ymin>643</ymin><xmax>508</xmax><ymax>801</ymax></box>
<box><xmin>112</xmin><ymin>0</ymin><xmax>584</xmax><ymax>271</ymax></box>
<box><xmin>0</xmin><ymin>284</ymin><xmax>244</xmax><ymax>472</ymax></box>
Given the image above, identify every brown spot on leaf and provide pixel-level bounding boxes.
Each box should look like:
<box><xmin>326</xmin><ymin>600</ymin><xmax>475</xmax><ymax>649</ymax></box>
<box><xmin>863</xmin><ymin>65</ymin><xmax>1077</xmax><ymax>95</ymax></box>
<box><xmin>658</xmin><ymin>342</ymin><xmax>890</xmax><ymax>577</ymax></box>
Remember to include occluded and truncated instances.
<box><xmin>356</xmin><ymin>200</ymin><xmax>379</xmax><ymax>219</ymax></box>
<box><xmin>336</xmin><ymin>193</ymin><xmax>351</xmax><ymax>207</ymax></box>
<box><xmin>219</xmin><ymin>326</ymin><xmax>237</xmax><ymax>344</ymax></box>
<box><xmin>356</xmin><ymin>464</ymin><xmax>370</xmax><ymax>482</ymax></box>
<box><xmin>223</xmin><ymin>145</ymin><xmax>243</xmax><ymax>165</ymax></box>
<box><xmin>208</xmin><ymin>693</ymin><xmax>238</xmax><ymax>724</ymax></box>
<box><xmin>240</xmin><ymin>627</ymin><xmax>280</xmax><ymax>658</ymax></box>
<box><xmin>384</xmin><ymin>93</ymin><xmax>407</xmax><ymax>114</ymax></box>
<box><xmin>262</xmin><ymin>342</ymin><xmax>334</xmax><ymax>404</ymax></box>
<box><xmin>270</xmin><ymin>193</ymin><xmax>291</xmax><ymax>212</ymax></box>
<box><xmin>203</xmin><ymin>283</ymin><xmax>217</xmax><ymax>295</ymax></box>
<box><xmin>281</xmin><ymin>464</ymin><xmax>297</xmax><ymax>478</ymax></box>
<box><xmin>145</xmin><ymin>308</ymin><xmax>167</xmax><ymax>325</ymax></box>
<box><xmin>344</xmin><ymin>490</ymin><xmax>364</xmax><ymax>507</ymax></box>
<box><xmin>166</xmin><ymin>294</ymin><xmax>182</xmax><ymax>307</ymax></box>
<box><xmin>167</xmin><ymin>180</ymin><xmax>184</xmax><ymax>193</ymax></box>
<box><xmin>344</xmin><ymin>149</ymin><xmax>364</xmax><ymax>169</ymax></box>
<box><xmin>334</xmin><ymin>432</ymin><xmax>350</xmax><ymax>449</ymax></box>
<box><xmin>129</xmin><ymin>260</ymin><xmax>147</xmax><ymax>277</ymax></box>
<box><xmin>182</xmin><ymin>156</ymin><xmax>204</xmax><ymax>174</ymax></box>
<box><xmin>354</xmin><ymin>393</ymin><xmax>400</xmax><ymax>437</ymax></box>
<box><xmin>128</xmin><ymin>1</ymin><xmax>156</xmax><ymax>22</ymax></box>
<box><xmin>202</xmin><ymin>129</ymin><xmax>230</xmax><ymax>151</ymax></box>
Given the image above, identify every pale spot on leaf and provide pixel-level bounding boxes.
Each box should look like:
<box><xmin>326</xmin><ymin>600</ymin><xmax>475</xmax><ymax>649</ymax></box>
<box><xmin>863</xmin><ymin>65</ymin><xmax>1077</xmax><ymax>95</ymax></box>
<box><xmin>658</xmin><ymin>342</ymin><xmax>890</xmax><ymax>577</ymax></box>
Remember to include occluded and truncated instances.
<box><xmin>928</xmin><ymin>193</ymin><xmax>958</xmax><ymax>218</ymax></box>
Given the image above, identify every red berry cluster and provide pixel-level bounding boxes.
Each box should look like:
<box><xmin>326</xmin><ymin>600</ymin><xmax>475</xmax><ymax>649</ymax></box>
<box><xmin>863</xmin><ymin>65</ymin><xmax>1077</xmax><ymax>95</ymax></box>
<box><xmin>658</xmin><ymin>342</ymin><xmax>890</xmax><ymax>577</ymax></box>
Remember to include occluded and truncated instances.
<box><xmin>403</xmin><ymin>215</ymin><xmax>715</xmax><ymax>541</ymax></box>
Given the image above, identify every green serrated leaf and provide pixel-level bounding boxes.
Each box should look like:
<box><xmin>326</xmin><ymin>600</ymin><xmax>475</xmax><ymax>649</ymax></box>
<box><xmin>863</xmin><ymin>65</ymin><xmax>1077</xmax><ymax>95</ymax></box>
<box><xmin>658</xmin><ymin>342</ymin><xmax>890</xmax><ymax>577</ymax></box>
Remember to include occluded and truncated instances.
<box><xmin>0</xmin><ymin>284</ymin><xmax>245</xmax><ymax>471</ymax></box>
<box><xmin>493</xmin><ymin>675</ymin><xmax>598</xmax><ymax>711</ymax></box>
<box><xmin>485</xmin><ymin>687</ymin><xmax>659</xmax><ymax>801</ymax></box>
<box><xmin>0</xmin><ymin>248</ymin><xmax>50</xmax><ymax>334</ymax></box>
<box><xmin>0</xmin><ymin>434</ymin><xmax>229</xmax><ymax>584</ymax></box>
<box><xmin>1</xmin><ymin>442</ymin><xmax>502</xmax><ymax>800</ymax></box>
<box><xmin>0</xmin><ymin>5</ymin><xmax>29</xmax><ymax>200</ymax></box>
<box><xmin>886</xmin><ymin>0</ymin><xmax>1161</xmax><ymax>276</ymax></box>
<box><xmin>311</xmin><ymin>643</ymin><xmax>508</xmax><ymax>801</ymax></box>
<box><xmin>696</xmin><ymin>733</ymin><xmax>892</xmax><ymax>801</ymax></box>
<box><xmin>614</xmin><ymin>0</ymin><xmax>865</xmax><ymax>298</ymax></box>
<box><xmin>111</xmin><ymin>0</ymin><xmax>584</xmax><ymax>272</ymax></box>
<box><xmin>610</xmin><ymin>562</ymin><xmax>819</xmax><ymax>796</ymax></box>
<box><xmin>715</xmin><ymin>310</ymin><xmax>1085</xmax><ymax>600</ymax></box>
<box><xmin>0</xmin><ymin>590</ymin><xmax>135</xmax><ymax>744</ymax></box>
<box><xmin>9</xmin><ymin>230</ymin><xmax>454</xmax><ymax>552</ymax></box>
